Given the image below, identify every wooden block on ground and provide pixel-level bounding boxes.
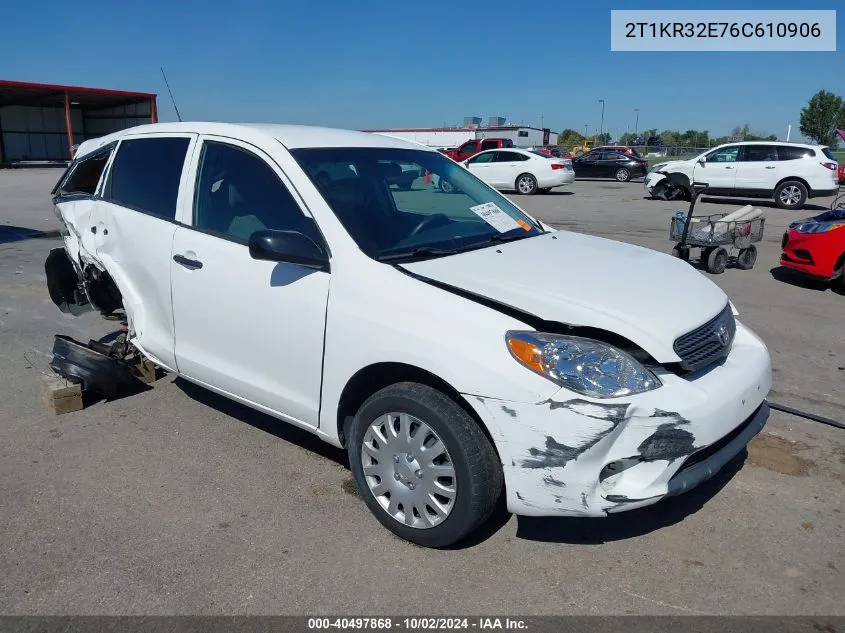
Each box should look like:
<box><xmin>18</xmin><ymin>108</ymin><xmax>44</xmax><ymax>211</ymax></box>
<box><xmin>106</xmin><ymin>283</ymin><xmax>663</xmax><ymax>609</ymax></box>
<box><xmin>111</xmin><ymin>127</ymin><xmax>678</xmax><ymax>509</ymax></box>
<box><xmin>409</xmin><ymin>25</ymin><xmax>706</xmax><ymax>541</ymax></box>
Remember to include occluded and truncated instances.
<box><xmin>136</xmin><ymin>359</ymin><xmax>157</xmax><ymax>384</ymax></box>
<box><xmin>41</xmin><ymin>372</ymin><xmax>83</xmax><ymax>415</ymax></box>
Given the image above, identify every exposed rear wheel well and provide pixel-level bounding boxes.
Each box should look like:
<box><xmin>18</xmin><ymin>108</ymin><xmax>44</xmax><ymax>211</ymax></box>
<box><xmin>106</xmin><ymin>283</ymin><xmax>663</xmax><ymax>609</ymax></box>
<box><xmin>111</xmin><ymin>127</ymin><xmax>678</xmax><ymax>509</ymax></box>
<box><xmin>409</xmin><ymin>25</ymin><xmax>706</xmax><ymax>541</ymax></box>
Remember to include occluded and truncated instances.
<box><xmin>836</xmin><ymin>251</ymin><xmax>845</xmax><ymax>274</ymax></box>
<box><xmin>776</xmin><ymin>176</ymin><xmax>810</xmax><ymax>193</ymax></box>
<box><xmin>335</xmin><ymin>362</ymin><xmax>497</xmax><ymax>455</ymax></box>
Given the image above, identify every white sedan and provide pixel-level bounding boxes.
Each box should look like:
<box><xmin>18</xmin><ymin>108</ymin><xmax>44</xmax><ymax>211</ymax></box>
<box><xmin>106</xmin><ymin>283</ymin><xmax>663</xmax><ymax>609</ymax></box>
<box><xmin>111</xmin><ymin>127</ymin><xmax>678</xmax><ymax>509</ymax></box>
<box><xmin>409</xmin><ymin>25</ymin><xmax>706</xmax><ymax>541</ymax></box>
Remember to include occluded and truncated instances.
<box><xmin>462</xmin><ymin>148</ymin><xmax>575</xmax><ymax>195</ymax></box>
<box><xmin>46</xmin><ymin>122</ymin><xmax>771</xmax><ymax>548</ymax></box>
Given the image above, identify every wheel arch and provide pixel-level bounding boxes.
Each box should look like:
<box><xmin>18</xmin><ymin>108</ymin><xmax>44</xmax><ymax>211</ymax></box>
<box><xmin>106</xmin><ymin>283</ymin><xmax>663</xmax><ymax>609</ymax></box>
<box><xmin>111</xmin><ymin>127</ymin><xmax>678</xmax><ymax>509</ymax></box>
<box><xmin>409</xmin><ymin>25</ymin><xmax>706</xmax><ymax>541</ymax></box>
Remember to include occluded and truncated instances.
<box><xmin>835</xmin><ymin>250</ymin><xmax>845</xmax><ymax>275</ymax></box>
<box><xmin>775</xmin><ymin>176</ymin><xmax>811</xmax><ymax>193</ymax></box>
<box><xmin>335</xmin><ymin>362</ymin><xmax>498</xmax><ymax>457</ymax></box>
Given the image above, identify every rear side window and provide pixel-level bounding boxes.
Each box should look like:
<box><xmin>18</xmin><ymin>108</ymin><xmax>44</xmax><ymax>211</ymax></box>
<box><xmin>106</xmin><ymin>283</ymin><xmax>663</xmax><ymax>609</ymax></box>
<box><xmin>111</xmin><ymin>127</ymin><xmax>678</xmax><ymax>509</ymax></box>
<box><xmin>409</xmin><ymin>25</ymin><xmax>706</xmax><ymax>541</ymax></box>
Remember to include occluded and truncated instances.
<box><xmin>741</xmin><ymin>145</ymin><xmax>778</xmax><ymax>161</ymax></box>
<box><xmin>107</xmin><ymin>137</ymin><xmax>190</xmax><ymax>219</ymax></box>
<box><xmin>778</xmin><ymin>146</ymin><xmax>816</xmax><ymax>161</ymax></box>
<box><xmin>460</xmin><ymin>142</ymin><xmax>478</xmax><ymax>154</ymax></box>
<box><xmin>481</xmin><ymin>140</ymin><xmax>499</xmax><ymax>151</ymax></box>
<box><xmin>494</xmin><ymin>151</ymin><xmax>528</xmax><ymax>162</ymax></box>
<box><xmin>56</xmin><ymin>149</ymin><xmax>113</xmax><ymax>197</ymax></box>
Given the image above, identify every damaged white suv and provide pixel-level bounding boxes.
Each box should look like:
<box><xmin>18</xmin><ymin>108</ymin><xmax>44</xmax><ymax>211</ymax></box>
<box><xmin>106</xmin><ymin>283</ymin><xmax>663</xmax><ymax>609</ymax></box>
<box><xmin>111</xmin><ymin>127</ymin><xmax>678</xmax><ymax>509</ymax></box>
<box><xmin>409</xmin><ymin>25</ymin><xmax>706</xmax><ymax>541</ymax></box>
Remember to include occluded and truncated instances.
<box><xmin>46</xmin><ymin>123</ymin><xmax>772</xmax><ymax>547</ymax></box>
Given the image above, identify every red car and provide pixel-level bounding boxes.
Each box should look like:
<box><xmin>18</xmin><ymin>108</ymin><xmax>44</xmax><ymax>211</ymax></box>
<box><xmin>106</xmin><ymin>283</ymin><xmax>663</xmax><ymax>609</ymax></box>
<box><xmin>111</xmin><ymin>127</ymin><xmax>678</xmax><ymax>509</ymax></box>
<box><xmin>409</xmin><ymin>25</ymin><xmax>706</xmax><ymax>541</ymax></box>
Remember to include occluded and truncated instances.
<box><xmin>780</xmin><ymin>206</ymin><xmax>845</xmax><ymax>290</ymax></box>
<box><xmin>838</xmin><ymin>163</ymin><xmax>844</xmax><ymax>184</ymax></box>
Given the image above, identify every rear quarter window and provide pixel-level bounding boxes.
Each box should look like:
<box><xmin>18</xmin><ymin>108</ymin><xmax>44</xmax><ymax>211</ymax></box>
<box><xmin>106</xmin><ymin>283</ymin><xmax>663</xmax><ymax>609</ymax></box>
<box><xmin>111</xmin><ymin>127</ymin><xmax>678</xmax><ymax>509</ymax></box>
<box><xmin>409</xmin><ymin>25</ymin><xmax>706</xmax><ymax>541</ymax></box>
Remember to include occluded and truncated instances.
<box><xmin>53</xmin><ymin>147</ymin><xmax>114</xmax><ymax>197</ymax></box>
<box><xmin>821</xmin><ymin>147</ymin><xmax>837</xmax><ymax>161</ymax></box>
<box><xmin>778</xmin><ymin>146</ymin><xmax>816</xmax><ymax>161</ymax></box>
<box><xmin>106</xmin><ymin>137</ymin><xmax>191</xmax><ymax>220</ymax></box>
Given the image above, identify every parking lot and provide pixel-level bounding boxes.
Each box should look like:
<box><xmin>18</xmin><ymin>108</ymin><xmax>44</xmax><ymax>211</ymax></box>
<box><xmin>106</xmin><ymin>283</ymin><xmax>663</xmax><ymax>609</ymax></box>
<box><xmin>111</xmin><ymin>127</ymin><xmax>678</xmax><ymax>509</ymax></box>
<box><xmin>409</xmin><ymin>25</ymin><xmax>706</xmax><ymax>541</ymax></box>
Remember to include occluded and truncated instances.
<box><xmin>0</xmin><ymin>168</ymin><xmax>843</xmax><ymax>615</ymax></box>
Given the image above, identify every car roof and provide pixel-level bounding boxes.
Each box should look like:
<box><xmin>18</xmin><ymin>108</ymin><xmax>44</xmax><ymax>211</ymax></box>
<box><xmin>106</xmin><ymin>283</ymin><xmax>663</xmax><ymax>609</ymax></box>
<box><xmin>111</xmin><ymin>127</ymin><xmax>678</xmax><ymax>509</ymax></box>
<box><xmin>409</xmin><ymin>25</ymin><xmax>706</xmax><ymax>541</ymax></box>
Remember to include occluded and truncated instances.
<box><xmin>473</xmin><ymin>147</ymin><xmax>534</xmax><ymax>156</ymax></box>
<box><xmin>73</xmin><ymin>121</ymin><xmax>429</xmax><ymax>159</ymax></box>
<box><xmin>716</xmin><ymin>140</ymin><xmax>826</xmax><ymax>149</ymax></box>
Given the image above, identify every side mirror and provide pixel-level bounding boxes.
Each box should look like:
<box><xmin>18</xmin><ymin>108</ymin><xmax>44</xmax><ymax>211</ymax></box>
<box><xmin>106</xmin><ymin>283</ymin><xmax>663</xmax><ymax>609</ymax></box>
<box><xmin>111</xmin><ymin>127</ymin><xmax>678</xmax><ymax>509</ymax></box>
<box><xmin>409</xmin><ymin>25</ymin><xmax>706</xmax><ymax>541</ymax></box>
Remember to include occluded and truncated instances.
<box><xmin>697</xmin><ymin>156</ymin><xmax>707</xmax><ymax>165</ymax></box>
<box><xmin>248</xmin><ymin>229</ymin><xmax>330</xmax><ymax>271</ymax></box>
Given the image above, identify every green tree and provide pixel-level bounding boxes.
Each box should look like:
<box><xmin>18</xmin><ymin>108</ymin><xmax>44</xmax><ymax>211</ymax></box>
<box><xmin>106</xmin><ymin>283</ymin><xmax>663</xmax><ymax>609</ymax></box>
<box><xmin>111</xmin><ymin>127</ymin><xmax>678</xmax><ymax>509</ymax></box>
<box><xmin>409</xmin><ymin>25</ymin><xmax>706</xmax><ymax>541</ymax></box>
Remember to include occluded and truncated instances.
<box><xmin>799</xmin><ymin>90</ymin><xmax>845</xmax><ymax>147</ymax></box>
<box><xmin>557</xmin><ymin>128</ymin><xmax>583</xmax><ymax>147</ymax></box>
<box><xmin>618</xmin><ymin>132</ymin><xmax>638</xmax><ymax>145</ymax></box>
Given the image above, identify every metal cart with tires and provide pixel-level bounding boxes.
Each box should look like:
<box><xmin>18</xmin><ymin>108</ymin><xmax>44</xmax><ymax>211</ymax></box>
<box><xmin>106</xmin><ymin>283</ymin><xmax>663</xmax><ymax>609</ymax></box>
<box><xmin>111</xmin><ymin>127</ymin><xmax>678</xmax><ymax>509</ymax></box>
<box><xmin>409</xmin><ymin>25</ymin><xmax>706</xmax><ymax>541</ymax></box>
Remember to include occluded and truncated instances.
<box><xmin>669</xmin><ymin>183</ymin><xmax>766</xmax><ymax>274</ymax></box>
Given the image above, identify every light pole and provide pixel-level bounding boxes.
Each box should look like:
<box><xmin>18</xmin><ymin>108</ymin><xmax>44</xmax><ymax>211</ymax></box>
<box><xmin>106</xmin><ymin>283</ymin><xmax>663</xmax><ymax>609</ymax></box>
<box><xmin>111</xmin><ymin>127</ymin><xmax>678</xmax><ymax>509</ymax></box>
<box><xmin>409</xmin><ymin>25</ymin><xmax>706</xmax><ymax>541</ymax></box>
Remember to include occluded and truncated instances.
<box><xmin>634</xmin><ymin>108</ymin><xmax>639</xmax><ymax>139</ymax></box>
<box><xmin>583</xmin><ymin>124</ymin><xmax>588</xmax><ymax>140</ymax></box>
<box><xmin>598</xmin><ymin>99</ymin><xmax>605</xmax><ymax>142</ymax></box>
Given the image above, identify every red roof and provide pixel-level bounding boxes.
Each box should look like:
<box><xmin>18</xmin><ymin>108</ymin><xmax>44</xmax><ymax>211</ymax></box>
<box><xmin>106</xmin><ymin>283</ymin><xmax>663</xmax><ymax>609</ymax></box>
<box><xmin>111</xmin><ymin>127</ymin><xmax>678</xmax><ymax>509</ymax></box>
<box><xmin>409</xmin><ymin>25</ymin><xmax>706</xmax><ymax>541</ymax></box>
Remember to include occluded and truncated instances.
<box><xmin>0</xmin><ymin>79</ymin><xmax>156</xmax><ymax>108</ymax></box>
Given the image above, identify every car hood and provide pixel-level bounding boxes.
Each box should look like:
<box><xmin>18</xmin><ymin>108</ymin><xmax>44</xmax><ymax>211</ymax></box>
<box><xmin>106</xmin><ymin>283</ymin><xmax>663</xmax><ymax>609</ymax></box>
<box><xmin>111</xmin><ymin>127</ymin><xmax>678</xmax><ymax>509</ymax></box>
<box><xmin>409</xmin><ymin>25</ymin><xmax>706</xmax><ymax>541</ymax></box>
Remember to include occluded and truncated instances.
<box><xmin>401</xmin><ymin>231</ymin><xmax>728</xmax><ymax>363</ymax></box>
<box><xmin>653</xmin><ymin>159</ymin><xmax>692</xmax><ymax>173</ymax></box>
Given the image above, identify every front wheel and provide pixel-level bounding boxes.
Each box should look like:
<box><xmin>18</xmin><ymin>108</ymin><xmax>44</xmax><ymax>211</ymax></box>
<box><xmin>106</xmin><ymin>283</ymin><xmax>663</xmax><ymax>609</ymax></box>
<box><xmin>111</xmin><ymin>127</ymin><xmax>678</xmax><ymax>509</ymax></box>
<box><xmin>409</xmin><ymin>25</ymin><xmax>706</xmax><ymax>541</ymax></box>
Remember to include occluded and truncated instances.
<box><xmin>516</xmin><ymin>173</ymin><xmax>538</xmax><ymax>195</ymax></box>
<box><xmin>706</xmin><ymin>246</ymin><xmax>728</xmax><ymax>274</ymax></box>
<box><xmin>775</xmin><ymin>181</ymin><xmax>808</xmax><ymax>210</ymax></box>
<box><xmin>737</xmin><ymin>245</ymin><xmax>757</xmax><ymax>270</ymax></box>
<box><xmin>347</xmin><ymin>382</ymin><xmax>503</xmax><ymax>548</ymax></box>
<box><xmin>615</xmin><ymin>168</ymin><xmax>631</xmax><ymax>182</ymax></box>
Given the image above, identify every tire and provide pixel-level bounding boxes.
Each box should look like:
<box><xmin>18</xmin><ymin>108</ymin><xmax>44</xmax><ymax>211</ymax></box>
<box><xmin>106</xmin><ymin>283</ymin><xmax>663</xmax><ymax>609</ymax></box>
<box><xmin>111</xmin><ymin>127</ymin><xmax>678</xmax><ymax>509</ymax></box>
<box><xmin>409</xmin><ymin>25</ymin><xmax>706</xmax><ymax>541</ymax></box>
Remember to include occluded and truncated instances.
<box><xmin>838</xmin><ymin>257</ymin><xmax>845</xmax><ymax>292</ymax></box>
<box><xmin>706</xmin><ymin>246</ymin><xmax>728</xmax><ymax>274</ymax></box>
<box><xmin>615</xmin><ymin>168</ymin><xmax>631</xmax><ymax>182</ymax></box>
<box><xmin>515</xmin><ymin>173</ymin><xmax>538</xmax><ymax>195</ymax></box>
<box><xmin>775</xmin><ymin>180</ymin><xmax>808</xmax><ymax>210</ymax></box>
<box><xmin>737</xmin><ymin>245</ymin><xmax>757</xmax><ymax>270</ymax></box>
<box><xmin>671</xmin><ymin>243</ymin><xmax>690</xmax><ymax>261</ymax></box>
<box><xmin>347</xmin><ymin>382</ymin><xmax>503</xmax><ymax>548</ymax></box>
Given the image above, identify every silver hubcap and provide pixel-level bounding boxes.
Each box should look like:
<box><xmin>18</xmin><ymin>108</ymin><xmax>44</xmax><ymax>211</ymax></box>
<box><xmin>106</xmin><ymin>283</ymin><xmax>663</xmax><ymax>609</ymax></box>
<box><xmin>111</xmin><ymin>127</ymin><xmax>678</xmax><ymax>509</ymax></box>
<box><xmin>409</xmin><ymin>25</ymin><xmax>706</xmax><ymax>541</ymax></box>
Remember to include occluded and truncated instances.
<box><xmin>518</xmin><ymin>176</ymin><xmax>534</xmax><ymax>193</ymax></box>
<box><xmin>361</xmin><ymin>412</ymin><xmax>457</xmax><ymax>529</ymax></box>
<box><xmin>616</xmin><ymin>169</ymin><xmax>629</xmax><ymax>181</ymax></box>
<box><xmin>780</xmin><ymin>185</ymin><xmax>801</xmax><ymax>205</ymax></box>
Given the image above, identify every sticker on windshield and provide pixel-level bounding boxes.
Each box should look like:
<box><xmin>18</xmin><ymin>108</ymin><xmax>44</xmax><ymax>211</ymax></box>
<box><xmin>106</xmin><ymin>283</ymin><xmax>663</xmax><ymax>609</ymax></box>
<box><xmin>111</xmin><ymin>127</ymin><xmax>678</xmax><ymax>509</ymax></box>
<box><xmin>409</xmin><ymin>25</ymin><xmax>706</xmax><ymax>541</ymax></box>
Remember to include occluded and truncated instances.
<box><xmin>470</xmin><ymin>203</ymin><xmax>521</xmax><ymax>233</ymax></box>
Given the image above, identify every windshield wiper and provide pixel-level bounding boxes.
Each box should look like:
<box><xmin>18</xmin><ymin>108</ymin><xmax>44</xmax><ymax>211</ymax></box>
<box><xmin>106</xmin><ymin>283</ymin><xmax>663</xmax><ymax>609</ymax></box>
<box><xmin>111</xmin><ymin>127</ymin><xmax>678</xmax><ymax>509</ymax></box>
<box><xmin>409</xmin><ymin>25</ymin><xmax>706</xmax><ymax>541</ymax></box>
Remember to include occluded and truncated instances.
<box><xmin>483</xmin><ymin>231</ymin><xmax>539</xmax><ymax>245</ymax></box>
<box><xmin>375</xmin><ymin>246</ymin><xmax>459</xmax><ymax>262</ymax></box>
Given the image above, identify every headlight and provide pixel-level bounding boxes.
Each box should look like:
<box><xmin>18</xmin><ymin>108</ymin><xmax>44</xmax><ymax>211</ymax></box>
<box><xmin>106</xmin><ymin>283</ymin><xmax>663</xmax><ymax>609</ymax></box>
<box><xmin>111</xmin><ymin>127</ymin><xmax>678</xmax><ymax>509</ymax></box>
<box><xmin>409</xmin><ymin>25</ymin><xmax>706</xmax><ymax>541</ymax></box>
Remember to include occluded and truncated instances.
<box><xmin>794</xmin><ymin>221</ymin><xmax>845</xmax><ymax>234</ymax></box>
<box><xmin>649</xmin><ymin>163</ymin><xmax>667</xmax><ymax>173</ymax></box>
<box><xmin>505</xmin><ymin>331</ymin><xmax>661</xmax><ymax>398</ymax></box>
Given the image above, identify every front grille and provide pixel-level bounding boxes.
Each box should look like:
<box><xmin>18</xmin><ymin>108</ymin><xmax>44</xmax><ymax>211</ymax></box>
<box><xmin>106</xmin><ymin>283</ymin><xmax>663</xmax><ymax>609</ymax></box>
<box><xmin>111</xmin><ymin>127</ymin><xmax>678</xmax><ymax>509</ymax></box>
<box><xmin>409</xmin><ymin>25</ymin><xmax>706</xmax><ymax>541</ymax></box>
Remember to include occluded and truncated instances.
<box><xmin>673</xmin><ymin>304</ymin><xmax>736</xmax><ymax>373</ymax></box>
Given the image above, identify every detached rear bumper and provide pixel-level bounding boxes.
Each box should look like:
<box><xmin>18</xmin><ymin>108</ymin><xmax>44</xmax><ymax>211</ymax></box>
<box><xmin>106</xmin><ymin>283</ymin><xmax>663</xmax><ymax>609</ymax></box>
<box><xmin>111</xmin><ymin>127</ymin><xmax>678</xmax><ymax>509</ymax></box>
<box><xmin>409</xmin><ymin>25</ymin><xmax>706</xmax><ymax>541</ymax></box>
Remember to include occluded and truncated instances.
<box><xmin>463</xmin><ymin>320</ymin><xmax>771</xmax><ymax>517</ymax></box>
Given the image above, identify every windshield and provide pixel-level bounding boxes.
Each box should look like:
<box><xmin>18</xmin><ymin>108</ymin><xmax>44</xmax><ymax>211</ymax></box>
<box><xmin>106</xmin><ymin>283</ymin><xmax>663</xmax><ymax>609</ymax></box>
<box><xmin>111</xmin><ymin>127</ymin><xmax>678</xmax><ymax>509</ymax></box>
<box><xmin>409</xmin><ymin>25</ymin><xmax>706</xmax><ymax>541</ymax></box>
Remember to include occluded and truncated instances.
<box><xmin>290</xmin><ymin>147</ymin><xmax>544</xmax><ymax>261</ymax></box>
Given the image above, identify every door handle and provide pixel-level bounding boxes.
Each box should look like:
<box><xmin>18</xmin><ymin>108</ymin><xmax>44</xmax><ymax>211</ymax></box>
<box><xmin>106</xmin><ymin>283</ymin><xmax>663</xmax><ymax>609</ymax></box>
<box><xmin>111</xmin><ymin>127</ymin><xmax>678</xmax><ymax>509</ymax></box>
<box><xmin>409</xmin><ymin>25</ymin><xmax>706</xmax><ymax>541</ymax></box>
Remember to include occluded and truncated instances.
<box><xmin>173</xmin><ymin>254</ymin><xmax>203</xmax><ymax>270</ymax></box>
<box><xmin>725</xmin><ymin>166</ymin><xmax>734</xmax><ymax>169</ymax></box>
<box><xmin>765</xmin><ymin>166</ymin><xmax>776</xmax><ymax>169</ymax></box>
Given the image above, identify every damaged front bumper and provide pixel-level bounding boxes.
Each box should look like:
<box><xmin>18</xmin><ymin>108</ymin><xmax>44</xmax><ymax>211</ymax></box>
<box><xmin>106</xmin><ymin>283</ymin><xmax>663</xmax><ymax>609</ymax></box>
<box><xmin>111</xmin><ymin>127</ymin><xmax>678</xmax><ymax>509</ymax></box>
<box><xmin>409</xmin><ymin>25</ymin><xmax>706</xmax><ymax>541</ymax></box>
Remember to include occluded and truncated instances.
<box><xmin>463</xmin><ymin>320</ymin><xmax>771</xmax><ymax>517</ymax></box>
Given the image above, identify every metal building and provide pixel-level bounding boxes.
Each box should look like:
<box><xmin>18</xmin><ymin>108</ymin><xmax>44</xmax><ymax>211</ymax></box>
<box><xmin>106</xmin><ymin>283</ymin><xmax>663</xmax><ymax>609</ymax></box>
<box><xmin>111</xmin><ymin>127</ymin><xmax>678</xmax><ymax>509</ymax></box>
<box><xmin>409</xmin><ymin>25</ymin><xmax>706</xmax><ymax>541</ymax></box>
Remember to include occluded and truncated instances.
<box><xmin>365</xmin><ymin>123</ymin><xmax>557</xmax><ymax>150</ymax></box>
<box><xmin>0</xmin><ymin>80</ymin><xmax>158</xmax><ymax>165</ymax></box>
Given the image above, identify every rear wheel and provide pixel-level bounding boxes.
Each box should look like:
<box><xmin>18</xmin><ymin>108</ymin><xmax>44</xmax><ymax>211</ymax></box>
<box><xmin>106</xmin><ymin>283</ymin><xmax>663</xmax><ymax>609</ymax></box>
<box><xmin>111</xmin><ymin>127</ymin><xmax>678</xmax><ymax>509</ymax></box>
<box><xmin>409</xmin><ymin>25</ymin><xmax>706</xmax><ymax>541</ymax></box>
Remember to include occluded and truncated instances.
<box><xmin>516</xmin><ymin>173</ymin><xmax>538</xmax><ymax>195</ymax></box>
<box><xmin>775</xmin><ymin>181</ymin><xmax>808</xmax><ymax>210</ymax></box>
<box><xmin>706</xmin><ymin>247</ymin><xmax>728</xmax><ymax>274</ymax></box>
<box><xmin>737</xmin><ymin>245</ymin><xmax>757</xmax><ymax>270</ymax></box>
<box><xmin>347</xmin><ymin>382</ymin><xmax>503</xmax><ymax>548</ymax></box>
<box><xmin>671</xmin><ymin>243</ymin><xmax>690</xmax><ymax>261</ymax></box>
<box><xmin>615</xmin><ymin>168</ymin><xmax>631</xmax><ymax>182</ymax></box>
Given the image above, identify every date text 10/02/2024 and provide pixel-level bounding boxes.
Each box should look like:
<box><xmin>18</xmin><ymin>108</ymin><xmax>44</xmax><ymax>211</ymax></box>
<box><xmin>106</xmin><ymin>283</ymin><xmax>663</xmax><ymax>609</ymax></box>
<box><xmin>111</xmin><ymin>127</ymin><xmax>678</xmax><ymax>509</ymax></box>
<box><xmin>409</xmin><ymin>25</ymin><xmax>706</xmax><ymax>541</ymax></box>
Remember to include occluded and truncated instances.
<box><xmin>307</xmin><ymin>618</ymin><xmax>528</xmax><ymax>630</ymax></box>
